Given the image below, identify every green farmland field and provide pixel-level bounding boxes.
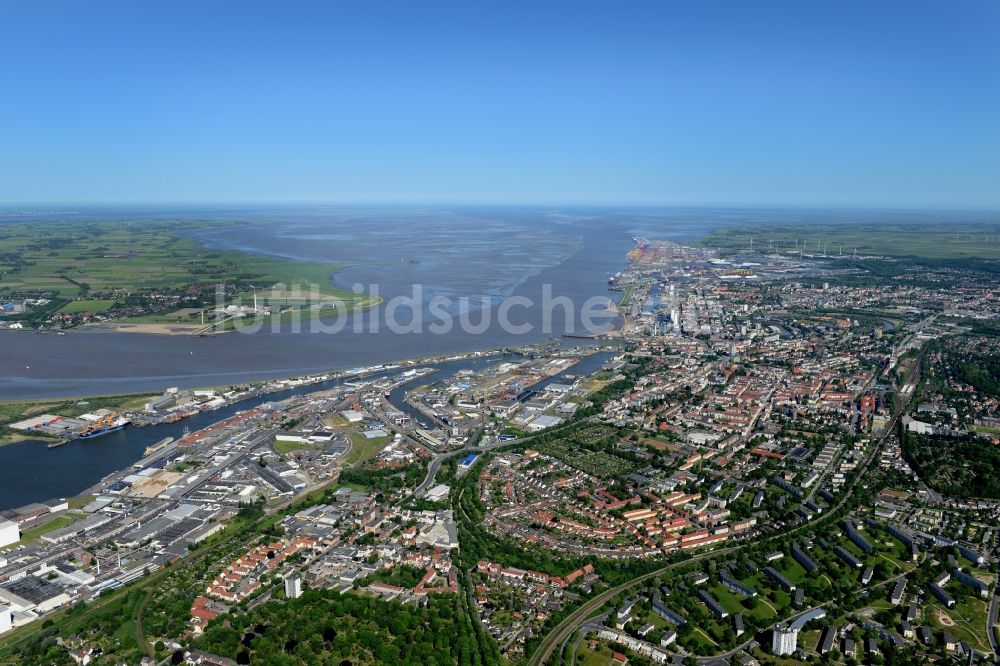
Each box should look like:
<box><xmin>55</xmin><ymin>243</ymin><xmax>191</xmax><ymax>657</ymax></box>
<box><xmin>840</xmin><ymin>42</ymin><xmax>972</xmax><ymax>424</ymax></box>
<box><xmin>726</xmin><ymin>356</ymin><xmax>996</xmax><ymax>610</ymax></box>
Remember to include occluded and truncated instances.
<box><xmin>0</xmin><ymin>218</ymin><xmax>380</xmax><ymax>313</ymax></box>
<box><xmin>58</xmin><ymin>299</ymin><xmax>116</xmax><ymax>313</ymax></box>
<box><xmin>696</xmin><ymin>222</ymin><xmax>1000</xmax><ymax>260</ymax></box>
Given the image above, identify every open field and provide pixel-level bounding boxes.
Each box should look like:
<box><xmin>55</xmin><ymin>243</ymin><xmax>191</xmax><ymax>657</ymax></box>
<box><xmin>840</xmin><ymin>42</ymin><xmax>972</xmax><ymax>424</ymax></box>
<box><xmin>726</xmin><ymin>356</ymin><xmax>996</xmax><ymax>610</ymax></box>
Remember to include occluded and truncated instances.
<box><xmin>67</xmin><ymin>495</ymin><xmax>94</xmax><ymax>510</ymax></box>
<box><xmin>970</xmin><ymin>423</ymin><xmax>1000</xmax><ymax>434</ymax></box>
<box><xmin>577</xmin><ymin>643</ymin><xmax>616</xmax><ymax>666</ymax></box>
<box><xmin>273</xmin><ymin>438</ymin><xmax>321</xmax><ymax>455</ymax></box>
<box><xmin>344</xmin><ymin>432</ymin><xmax>391</xmax><ymax>466</ymax></box>
<box><xmin>710</xmin><ymin>583</ymin><xmax>776</xmax><ymax>622</ymax></box>
<box><xmin>58</xmin><ymin>299</ymin><xmax>116</xmax><ymax>314</ymax></box>
<box><xmin>696</xmin><ymin>223</ymin><xmax>1000</xmax><ymax>260</ymax></box>
<box><xmin>16</xmin><ymin>516</ymin><xmax>75</xmax><ymax>545</ymax></box>
<box><xmin>80</xmin><ymin>322</ymin><xmax>207</xmax><ymax>335</ymax></box>
<box><xmin>322</xmin><ymin>413</ymin><xmax>351</xmax><ymax>428</ymax></box>
<box><xmin>0</xmin><ymin>218</ymin><xmax>380</xmax><ymax>320</ymax></box>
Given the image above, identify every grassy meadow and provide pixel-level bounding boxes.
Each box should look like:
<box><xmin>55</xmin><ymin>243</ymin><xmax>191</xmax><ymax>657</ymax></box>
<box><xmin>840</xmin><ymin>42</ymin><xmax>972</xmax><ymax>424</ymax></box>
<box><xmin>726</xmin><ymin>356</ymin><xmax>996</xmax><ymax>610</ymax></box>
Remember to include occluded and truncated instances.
<box><xmin>696</xmin><ymin>223</ymin><xmax>1000</xmax><ymax>260</ymax></box>
<box><xmin>0</xmin><ymin>218</ymin><xmax>379</xmax><ymax>316</ymax></box>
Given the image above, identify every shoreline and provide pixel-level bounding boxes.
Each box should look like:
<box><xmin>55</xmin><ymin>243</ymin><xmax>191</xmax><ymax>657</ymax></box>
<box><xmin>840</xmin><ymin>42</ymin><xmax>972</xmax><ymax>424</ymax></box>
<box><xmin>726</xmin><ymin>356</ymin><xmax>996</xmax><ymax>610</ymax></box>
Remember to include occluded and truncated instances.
<box><xmin>0</xmin><ymin>336</ymin><xmax>617</xmax><ymax>406</ymax></box>
<box><xmin>0</xmin><ymin>338</ymin><xmax>623</xmax><ymax>453</ymax></box>
<box><xmin>1</xmin><ymin>212</ymin><xmax>630</xmax><ymax>402</ymax></box>
<box><xmin>76</xmin><ymin>322</ymin><xmax>216</xmax><ymax>336</ymax></box>
<box><xmin>0</xmin><ymin>341</ymin><xmax>620</xmax><ymax>512</ymax></box>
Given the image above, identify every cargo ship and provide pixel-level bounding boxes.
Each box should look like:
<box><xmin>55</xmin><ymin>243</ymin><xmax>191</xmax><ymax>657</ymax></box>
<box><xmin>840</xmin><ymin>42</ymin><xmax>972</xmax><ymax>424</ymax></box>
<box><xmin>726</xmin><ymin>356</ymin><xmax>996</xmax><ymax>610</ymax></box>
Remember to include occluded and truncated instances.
<box><xmin>78</xmin><ymin>415</ymin><xmax>131</xmax><ymax>440</ymax></box>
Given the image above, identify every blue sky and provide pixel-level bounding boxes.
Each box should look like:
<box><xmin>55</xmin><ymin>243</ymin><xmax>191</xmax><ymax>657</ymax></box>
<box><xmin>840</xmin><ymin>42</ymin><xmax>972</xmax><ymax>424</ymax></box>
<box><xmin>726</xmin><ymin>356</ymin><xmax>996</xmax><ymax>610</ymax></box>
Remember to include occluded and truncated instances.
<box><xmin>1</xmin><ymin>1</ymin><xmax>998</xmax><ymax>208</ymax></box>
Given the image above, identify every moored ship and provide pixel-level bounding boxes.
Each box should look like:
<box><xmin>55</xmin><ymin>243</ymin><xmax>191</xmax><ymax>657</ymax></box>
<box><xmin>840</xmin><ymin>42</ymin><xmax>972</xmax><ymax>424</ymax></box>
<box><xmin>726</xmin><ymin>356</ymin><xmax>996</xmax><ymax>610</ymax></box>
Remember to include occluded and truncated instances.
<box><xmin>78</xmin><ymin>415</ymin><xmax>131</xmax><ymax>440</ymax></box>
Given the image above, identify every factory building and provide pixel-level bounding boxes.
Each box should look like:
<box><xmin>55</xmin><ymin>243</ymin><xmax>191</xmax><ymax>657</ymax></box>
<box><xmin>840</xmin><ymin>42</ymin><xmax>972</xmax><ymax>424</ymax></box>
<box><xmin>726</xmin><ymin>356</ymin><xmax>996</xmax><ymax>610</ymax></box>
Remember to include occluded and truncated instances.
<box><xmin>0</xmin><ymin>521</ymin><xmax>18</xmax><ymax>548</ymax></box>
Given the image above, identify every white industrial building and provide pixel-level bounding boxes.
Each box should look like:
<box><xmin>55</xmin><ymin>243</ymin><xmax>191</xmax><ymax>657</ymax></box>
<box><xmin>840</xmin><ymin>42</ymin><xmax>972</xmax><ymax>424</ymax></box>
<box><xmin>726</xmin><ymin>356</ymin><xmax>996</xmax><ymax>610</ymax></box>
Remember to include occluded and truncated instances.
<box><xmin>0</xmin><ymin>520</ymin><xmax>19</xmax><ymax>548</ymax></box>
<box><xmin>0</xmin><ymin>576</ymin><xmax>72</xmax><ymax>616</ymax></box>
<box><xmin>425</xmin><ymin>484</ymin><xmax>450</xmax><ymax>502</ymax></box>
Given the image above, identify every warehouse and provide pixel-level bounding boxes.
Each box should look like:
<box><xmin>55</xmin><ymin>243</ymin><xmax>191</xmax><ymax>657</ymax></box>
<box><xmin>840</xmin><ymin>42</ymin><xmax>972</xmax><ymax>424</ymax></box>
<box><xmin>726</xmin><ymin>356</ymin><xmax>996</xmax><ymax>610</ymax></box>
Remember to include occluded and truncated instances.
<box><xmin>0</xmin><ymin>521</ymin><xmax>18</xmax><ymax>548</ymax></box>
<box><xmin>0</xmin><ymin>576</ymin><xmax>72</xmax><ymax>614</ymax></box>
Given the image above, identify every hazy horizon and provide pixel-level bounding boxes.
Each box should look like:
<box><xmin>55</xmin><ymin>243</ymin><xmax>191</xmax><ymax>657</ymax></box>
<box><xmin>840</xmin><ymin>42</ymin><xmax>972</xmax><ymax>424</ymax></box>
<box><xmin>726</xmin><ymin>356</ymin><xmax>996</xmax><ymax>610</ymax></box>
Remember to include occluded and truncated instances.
<box><xmin>1</xmin><ymin>202</ymin><xmax>1000</xmax><ymax>215</ymax></box>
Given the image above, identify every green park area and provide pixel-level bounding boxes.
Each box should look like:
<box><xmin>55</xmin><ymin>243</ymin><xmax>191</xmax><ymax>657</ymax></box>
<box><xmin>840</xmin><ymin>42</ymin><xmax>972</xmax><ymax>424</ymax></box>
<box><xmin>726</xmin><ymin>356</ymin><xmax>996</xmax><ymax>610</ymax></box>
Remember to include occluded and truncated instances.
<box><xmin>577</xmin><ymin>643</ymin><xmax>618</xmax><ymax>666</ymax></box>
<box><xmin>532</xmin><ymin>423</ymin><xmax>638</xmax><ymax>479</ymax></box>
<box><xmin>927</xmin><ymin>594</ymin><xmax>992</xmax><ymax>655</ymax></box>
<box><xmin>696</xmin><ymin>222</ymin><xmax>1000</xmax><ymax>260</ymax></box>
<box><xmin>359</xmin><ymin>563</ymin><xmax>427</xmax><ymax>589</ymax></box>
<box><xmin>709</xmin><ymin>583</ymin><xmax>777</xmax><ymax>622</ymax></box>
<box><xmin>970</xmin><ymin>423</ymin><xmax>1000</xmax><ymax>434</ymax></box>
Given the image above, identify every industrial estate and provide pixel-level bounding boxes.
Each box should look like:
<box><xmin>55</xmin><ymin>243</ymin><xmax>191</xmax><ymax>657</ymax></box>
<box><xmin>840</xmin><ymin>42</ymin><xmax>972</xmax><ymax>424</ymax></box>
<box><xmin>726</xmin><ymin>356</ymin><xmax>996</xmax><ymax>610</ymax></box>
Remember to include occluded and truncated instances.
<box><xmin>1</xmin><ymin>226</ymin><xmax>1000</xmax><ymax>666</ymax></box>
